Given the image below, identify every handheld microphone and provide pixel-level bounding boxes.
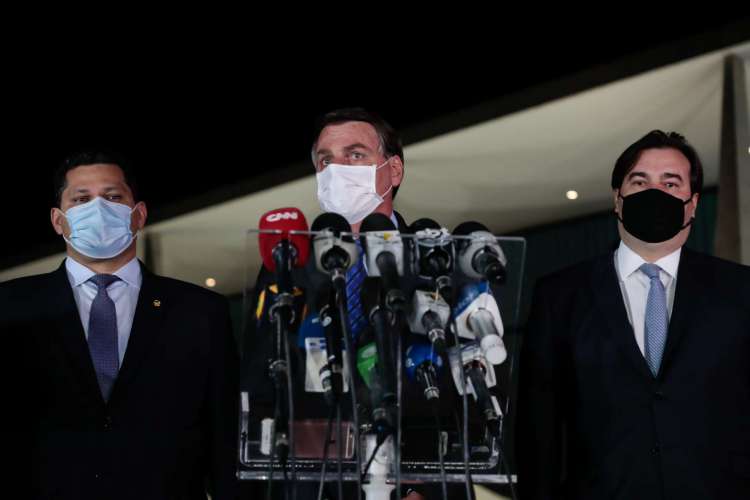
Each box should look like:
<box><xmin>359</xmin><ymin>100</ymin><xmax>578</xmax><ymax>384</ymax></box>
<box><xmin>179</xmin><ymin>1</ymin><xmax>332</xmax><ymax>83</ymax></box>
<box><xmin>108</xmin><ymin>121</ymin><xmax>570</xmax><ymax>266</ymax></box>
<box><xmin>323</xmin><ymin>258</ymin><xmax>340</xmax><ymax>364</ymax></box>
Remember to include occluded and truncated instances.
<box><xmin>448</xmin><ymin>343</ymin><xmax>502</xmax><ymax>437</ymax></box>
<box><xmin>311</xmin><ymin>212</ymin><xmax>359</xmax><ymax>291</ymax></box>
<box><xmin>405</xmin><ymin>340</ymin><xmax>444</xmax><ymax>401</ymax></box>
<box><xmin>407</xmin><ymin>290</ymin><xmax>450</xmax><ymax>353</ymax></box>
<box><xmin>453</xmin><ymin>281</ymin><xmax>507</xmax><ymax>365</ymax></box>
<box><xmin>452</xmin><ymin>221</ymin><xmax>507</xmax><ymax>285</ymax></box>
<box><xmin>408</xmin><ymin>218</ymin><xmax>454</xmax><ymax>301</ymax></box>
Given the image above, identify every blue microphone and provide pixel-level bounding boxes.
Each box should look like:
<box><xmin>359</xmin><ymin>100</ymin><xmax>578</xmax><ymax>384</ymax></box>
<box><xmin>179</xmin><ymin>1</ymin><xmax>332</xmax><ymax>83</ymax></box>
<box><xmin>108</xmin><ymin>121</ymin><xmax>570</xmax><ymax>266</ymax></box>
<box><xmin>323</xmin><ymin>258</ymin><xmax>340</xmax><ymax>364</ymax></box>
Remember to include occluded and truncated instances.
<box><xmin>405</xmin><ymin>340</ymin><xmax>444</xmax><ymax>401</ymax></box>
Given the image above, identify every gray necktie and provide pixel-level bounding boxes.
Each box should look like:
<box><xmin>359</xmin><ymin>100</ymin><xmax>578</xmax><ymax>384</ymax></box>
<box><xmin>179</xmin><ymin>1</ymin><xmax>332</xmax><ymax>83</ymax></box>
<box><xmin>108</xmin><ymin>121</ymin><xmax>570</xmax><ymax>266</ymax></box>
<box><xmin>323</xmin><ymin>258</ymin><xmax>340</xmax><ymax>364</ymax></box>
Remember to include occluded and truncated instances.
<box><xmin>88</xmin><ymin>274</ymin><xmax>120</xmax><ymax>401</ymax></box>
<box><xmin>641</xmin><ymin>263</ymin><xmax>668</xmax><ymax>377</ymax></box>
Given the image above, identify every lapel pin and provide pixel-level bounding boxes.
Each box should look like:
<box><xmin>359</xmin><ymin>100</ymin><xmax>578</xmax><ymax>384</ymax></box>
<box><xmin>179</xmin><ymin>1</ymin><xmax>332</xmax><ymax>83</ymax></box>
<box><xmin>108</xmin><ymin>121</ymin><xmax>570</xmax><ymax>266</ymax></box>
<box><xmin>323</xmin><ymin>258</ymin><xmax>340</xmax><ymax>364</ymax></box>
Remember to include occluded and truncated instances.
<box><xmin>153</xmin><ymin>299</ymin><xmax>161</xmax><ymax>308</ymax></box>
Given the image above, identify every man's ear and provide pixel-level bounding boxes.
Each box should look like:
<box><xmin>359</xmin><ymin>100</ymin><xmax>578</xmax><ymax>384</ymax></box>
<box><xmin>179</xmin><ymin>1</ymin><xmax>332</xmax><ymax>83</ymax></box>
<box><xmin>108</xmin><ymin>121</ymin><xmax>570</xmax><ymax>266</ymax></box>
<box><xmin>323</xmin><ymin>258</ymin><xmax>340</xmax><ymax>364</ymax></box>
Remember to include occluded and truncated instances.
<box><xmin>50</xmin><ymin>207</ymin><xmax>67</xmax><ymax>236</ymax></box>
<box><xmin>613</xmin><ymin>189</ymin><xmax>622</xmax><ymax>216</ymax></box>
<box><xmin>131</xmin><ymin>201</ymin><xmax>148</xmax><ymax>232</ymax></box>
<box><xmin>390</xmin><ymin>156</ymin><xmax>404</xmax><ymax>188</ymax></box>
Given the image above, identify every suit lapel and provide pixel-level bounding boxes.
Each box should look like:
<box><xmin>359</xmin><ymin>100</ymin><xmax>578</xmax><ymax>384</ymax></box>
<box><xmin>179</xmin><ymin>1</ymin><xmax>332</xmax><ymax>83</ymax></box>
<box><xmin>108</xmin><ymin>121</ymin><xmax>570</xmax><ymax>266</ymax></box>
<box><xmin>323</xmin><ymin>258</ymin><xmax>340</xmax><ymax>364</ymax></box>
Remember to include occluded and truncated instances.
<box><xmin>111</xmin><ymin>263</ymin><xmax>166</xmax><ymax>398</ymax></box>
<box><xmin>659</xmin><ymin>249</ymin><xmax>699</xmax><ymax>377</ymax></box>
<box><xmin>590</xmin><ymin>254</ymin><xmax>655</xmax><ymax>382</ymax></box>
<box><xmin>49</xmin><ymin>262</ymin><xmax>106</xmax><ymax>406</ymax></box>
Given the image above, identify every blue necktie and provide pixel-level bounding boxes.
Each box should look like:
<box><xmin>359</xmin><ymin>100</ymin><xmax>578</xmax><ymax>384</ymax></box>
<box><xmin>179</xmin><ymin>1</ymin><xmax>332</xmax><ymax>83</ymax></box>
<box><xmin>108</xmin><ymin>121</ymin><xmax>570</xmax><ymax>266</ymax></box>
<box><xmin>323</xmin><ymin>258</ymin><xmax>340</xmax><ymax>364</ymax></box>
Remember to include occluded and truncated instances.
<box><xmin>346</xmin><ymin>243</ymin><xmax>368</xmax><ymax>341</ymax></box>
<box><xmin>641</xmin><ymin>263</ymin><xmax>668</xmax><ymax>377</ymax></box>
<box><xmin>88</xmin><ymin>274</ymin><xmax>120</xmax><ymax>401</ymax></box>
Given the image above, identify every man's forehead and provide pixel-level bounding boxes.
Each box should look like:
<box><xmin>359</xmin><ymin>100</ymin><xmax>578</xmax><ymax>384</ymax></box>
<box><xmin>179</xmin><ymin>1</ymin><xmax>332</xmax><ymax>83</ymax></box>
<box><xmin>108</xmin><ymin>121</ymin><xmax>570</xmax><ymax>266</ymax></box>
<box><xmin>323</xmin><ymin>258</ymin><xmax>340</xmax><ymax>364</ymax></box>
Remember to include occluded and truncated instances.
<box><xmin>631</xmin><ymin>147</ymin><xmax>690</xmax><ymax>174</ymax></box>
<box><xmin>64</xmin><ymin>163</ymin><xmax>128</xmax><ymax>188</ymax></box>
<box><xmin>317</xmin><ymin>121</ymin><xmax>380</xmax><ymax>150</ymax></box>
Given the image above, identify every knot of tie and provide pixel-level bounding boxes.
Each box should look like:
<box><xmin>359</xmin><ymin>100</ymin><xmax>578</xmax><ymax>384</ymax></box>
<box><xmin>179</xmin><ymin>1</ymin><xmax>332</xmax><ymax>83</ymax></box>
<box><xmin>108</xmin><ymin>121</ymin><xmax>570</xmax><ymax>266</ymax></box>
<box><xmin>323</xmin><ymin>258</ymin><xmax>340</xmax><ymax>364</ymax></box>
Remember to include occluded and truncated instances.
<box><xmin>90</xmin><ymin>274</ymin><xmax>120</xmax><ymax>290</ymax></box>
<box><xmin>640</xmin><ymin>263</ymin><xmax>662</xmax><ymax>280</ymax></box>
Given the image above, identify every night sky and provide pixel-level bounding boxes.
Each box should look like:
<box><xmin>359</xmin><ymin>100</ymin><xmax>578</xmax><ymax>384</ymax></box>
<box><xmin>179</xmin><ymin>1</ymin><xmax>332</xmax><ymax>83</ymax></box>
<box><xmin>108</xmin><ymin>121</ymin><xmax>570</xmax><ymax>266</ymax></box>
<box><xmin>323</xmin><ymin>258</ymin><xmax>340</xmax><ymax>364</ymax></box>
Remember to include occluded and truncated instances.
<box><xmin>3</xmin><ymin>15</ymin><xmax>748</xmax><ymax>269</ymax></box>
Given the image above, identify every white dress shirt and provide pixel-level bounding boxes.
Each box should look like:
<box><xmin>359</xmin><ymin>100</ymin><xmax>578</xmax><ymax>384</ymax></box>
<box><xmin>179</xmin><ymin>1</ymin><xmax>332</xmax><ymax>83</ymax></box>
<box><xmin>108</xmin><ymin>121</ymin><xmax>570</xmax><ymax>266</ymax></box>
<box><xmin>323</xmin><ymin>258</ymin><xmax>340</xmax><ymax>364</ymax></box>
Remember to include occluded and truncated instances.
<box><xmin>65</xmin><ymin>257</ymin><xmax>143</xmax><ymax>365</ymax></box>
<box><xmin>614</xmin><ymin>241</ymin><xmax>680</xmax><ymax>356</ymax></box>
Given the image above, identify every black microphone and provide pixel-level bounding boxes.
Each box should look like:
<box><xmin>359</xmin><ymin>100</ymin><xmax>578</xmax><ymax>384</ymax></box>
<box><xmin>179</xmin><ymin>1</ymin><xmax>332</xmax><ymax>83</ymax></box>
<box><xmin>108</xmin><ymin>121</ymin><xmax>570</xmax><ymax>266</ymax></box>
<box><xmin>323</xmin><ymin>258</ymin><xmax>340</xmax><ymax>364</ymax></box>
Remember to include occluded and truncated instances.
<box><xmin>407</xmin><ymin>290</ymin><xmax>450</xmax><ymax>354</ymax></box>
<box><xmin>405</xmin><ymin>340</ymin><xmax>444</xmax><ymax>401</ymax></box>
<box><xmin>408</xmin><ymin>218</ymin><xmax>454</xmax><ymax>302</ymax></box>
<box><xmin>452</xmin><ymin>221</ymin><xmax>507</xmax><ymax>284</ymax></box>
<box><xmin>448</xmin><ymin>343</ymin><xmax>502</xmax><ymax>438</ymax></box>
<box><xmin>311</xmin><ymin>212</ymin><xmax>358</xmax><ymax>292</ymax></box>
<box><xmin>360</xmin><ymin>278</ymin><xmax>396</xmax><ymax>442</ymax></box>
<box><xmin>466</xmin><ymin>360</ymin><xmax>501</xmax><ymax>438</ymax></box>
<box><xmin>316</xmin><ymin>285</ymin><xmax>344</xmax><ymax>407</ymax></box>
<box><xmin>359</xmin><ymin>213</ymin><xmax>406</xmax><ymax>314</ymax></box>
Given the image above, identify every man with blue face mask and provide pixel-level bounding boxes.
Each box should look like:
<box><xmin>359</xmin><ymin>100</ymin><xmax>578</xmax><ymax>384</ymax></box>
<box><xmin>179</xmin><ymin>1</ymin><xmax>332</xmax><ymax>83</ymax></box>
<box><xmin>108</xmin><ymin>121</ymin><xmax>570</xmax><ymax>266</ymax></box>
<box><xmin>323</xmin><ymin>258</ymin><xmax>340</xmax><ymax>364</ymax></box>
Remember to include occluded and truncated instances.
<box><xmin>0</xmin><ymin>151</ymin><xmax>239</xmax><ymax>500</ymax></box>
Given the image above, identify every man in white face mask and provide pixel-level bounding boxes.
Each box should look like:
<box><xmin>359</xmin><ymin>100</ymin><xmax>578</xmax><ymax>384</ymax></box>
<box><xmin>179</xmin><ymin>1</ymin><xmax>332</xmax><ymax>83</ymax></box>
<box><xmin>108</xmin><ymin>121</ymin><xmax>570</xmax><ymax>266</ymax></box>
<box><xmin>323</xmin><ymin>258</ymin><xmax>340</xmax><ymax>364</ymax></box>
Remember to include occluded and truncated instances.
<box><xmin>0</xmin><ymin>151</ymin><xmax>239</xmax><ymax>500</ymax></box>
<box><xmin>243</xmin><ymin>110</ymin><xmax>461</xmax><ymax>500</ymax></box>
<box><xmin>312</xmin><ymin>108</ymin><xmax>405</xmax><ymax>233</ymax></box>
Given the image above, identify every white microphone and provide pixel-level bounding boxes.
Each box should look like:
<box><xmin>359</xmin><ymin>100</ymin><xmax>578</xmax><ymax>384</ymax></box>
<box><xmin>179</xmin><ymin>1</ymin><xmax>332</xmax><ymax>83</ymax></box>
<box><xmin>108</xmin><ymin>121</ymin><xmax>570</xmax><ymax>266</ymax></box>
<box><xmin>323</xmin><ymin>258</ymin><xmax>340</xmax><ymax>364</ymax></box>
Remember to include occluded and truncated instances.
<box><xmin>453</xmin><ymin>281</ymin><xmax>507</xmax><ymax>365</ymax></box>
<box><xmin>407</xmin><ymin>290</ymin><xmax>451</xmax><ymax>352</ymax></box>
<box><xmin>447</xmin><ymin>342</ymin><xmax>503</xmax><ymax>437</ymax></box>
<box><xmin>311</xmin><ymin>212</ymin><xmax>359</xmax><ymax>289</ymax></box>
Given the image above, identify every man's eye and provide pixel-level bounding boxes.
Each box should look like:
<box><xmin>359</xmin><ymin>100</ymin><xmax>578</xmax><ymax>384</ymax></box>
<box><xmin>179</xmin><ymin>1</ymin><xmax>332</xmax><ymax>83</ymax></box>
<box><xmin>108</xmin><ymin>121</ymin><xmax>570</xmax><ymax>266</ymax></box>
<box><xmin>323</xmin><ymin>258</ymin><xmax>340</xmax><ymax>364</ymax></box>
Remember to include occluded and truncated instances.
<box><xmin>74</xmin><ymin>197</ymin><xmax>90</xmax><ymax>203</ymax></box>
<box><xmin>664</xmin><ymin>182</ymin><xmax>677</xmax><ymax>189</ymax></box>
<box><xmin>351</xmin><ymin>152</ymin><xmax>364</xmax><ymax>160</ymax></box>
<box><xmin>107</xmin><ymin>195</ymin><xmax>122</xmax><ymax>201</ymax></box>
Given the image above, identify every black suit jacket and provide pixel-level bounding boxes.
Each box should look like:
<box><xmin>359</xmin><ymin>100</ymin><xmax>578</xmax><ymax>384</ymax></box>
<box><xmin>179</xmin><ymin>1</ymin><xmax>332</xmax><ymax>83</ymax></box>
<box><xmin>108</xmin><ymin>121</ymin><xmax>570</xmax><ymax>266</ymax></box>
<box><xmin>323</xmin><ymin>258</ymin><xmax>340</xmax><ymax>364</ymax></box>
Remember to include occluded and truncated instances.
<box><xmin>0</xmin><ymin>260</ymin><xmax>239</xmax><ymax>500</ymax></box>
<box><xmin>516</xmin><ymin>248</ymin><xmax>750</xmax><ymax>500</ymax></box>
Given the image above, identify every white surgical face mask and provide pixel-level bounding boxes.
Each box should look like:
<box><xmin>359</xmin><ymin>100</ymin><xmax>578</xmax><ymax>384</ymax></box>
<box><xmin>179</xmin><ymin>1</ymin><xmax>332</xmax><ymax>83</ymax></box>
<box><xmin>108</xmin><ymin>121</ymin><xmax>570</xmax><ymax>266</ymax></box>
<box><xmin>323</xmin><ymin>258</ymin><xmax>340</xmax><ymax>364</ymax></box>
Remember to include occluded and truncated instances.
<box><xmin>316</xmin><ymin>159</ymin><xmax>393</xmax><ymax>225</ymax></box>
<box><xmin>61</xmin><ymin>197</ymin><xmax>137</xmax><ymax>259</ymax></box>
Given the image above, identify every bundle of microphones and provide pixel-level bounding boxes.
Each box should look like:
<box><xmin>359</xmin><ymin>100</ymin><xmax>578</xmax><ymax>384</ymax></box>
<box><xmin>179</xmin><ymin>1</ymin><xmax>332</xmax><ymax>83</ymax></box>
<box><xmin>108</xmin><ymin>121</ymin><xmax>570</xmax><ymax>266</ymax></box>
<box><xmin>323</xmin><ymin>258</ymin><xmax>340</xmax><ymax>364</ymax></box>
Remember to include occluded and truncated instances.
<box><xmin>256</xmin><ymin>206</ymin><xmax>510</xmax><ymax>471</ymax></box>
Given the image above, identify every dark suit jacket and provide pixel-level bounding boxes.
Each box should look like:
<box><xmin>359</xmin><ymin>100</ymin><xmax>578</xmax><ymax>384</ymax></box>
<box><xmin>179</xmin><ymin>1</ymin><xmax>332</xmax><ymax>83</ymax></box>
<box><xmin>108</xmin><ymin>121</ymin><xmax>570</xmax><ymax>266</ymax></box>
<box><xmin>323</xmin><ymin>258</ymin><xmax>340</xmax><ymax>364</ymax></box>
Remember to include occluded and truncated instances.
<box><xmin>0</xmin><ymin>260</ymin><xmax>239</xmax><ymax>500</ymax></box>
<box><xmin>516</xmin><ymin>248</ymin><xmax>750</xmax><ymax>500</ymax></box>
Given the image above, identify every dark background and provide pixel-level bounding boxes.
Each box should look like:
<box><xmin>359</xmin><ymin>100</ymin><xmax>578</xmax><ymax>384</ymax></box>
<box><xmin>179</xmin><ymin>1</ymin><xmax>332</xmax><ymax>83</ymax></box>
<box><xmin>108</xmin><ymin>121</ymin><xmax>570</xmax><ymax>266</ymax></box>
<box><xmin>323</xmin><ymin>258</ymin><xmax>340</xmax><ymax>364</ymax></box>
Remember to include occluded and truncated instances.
<box><xmin>3</xmin><ymin>15</ymin><xmax>748</xmax><ymax>268</ymax></box>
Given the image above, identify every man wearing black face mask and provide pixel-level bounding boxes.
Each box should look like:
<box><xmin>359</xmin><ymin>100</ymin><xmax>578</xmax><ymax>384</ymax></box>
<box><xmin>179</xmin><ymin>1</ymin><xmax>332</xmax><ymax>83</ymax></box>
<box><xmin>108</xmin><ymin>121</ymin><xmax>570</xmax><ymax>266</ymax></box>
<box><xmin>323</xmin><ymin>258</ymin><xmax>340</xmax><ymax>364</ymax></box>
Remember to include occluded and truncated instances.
<box><xmin>516</xmin><ymin>131</ymin><xmax>750</xmax><ymax>500</ymax></box>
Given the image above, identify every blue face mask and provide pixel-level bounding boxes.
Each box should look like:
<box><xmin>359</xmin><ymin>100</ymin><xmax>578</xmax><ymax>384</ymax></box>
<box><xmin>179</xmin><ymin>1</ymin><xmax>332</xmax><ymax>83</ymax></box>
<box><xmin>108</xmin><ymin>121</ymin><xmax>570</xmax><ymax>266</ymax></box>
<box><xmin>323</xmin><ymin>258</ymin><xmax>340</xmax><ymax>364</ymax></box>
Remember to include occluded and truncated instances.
<box><xmin>62</xmin><ymin>197</ymin><xmax>137</xmax><ymax>259</ymax></box>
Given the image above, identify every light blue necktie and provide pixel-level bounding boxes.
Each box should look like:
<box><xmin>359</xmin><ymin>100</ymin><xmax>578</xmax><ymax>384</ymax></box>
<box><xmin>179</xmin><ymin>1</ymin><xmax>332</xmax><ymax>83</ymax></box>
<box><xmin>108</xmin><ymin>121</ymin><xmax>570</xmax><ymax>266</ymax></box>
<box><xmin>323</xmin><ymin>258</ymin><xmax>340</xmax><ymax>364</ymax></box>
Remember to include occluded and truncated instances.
<box><xmin>641</xmin><ymin>263</ymin><xmax>668</xmax><ymax>377</ymax></box>
<box><xmin>88</xmin><ymin>274</ymin><xmax>120</xmax><ymax>401</ymax></box>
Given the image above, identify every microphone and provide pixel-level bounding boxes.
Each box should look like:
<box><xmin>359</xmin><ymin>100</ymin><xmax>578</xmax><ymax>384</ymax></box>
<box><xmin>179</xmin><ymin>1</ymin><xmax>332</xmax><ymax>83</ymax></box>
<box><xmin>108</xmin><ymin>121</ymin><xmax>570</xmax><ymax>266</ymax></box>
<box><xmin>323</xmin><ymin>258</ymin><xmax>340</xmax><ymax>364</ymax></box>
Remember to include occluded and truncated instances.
<box><xmin>448</xmin><ymin>343</ymin><xmax>502</xmax><ymax>438</ymax></box>
<box><xmin>317</xmin><ymin>286</ymin><xmax>344</xmax><ymax>406</ymax></box>
<box><xmin>311</xmin><ymin>212</ymin><xmax>359</xmax><ymax>291</ymax></box>
<box><xmin>453</xmin><ymin>281</ymin><xmax>507</xmax><ymax>365</ymax></box>
<box><xmin>360</xmin><ymin>277</ymin><xmax>396</xmax><ymax>442</ymax></box>
<box><xmin>407</xmin><ymin>218</ymin><xmax>454</xmax><ymax>301</ymax></box>
<box><xmin>452</xmin><ymin>221</ymin><xmax>507</xmax><ymax>285</ymax></box>
<box><xmin>257</xmin><ymin>207</ymin><xmax>310</xmax><ymax>464</ymax></box>
<box><xmin>359</xmin><ymin>213</ymin><xmax>405</xmax><ymax>313</ymax></box>
<box><xmin>405</xmin><ymin>340</ymin><xmax>444</xmax><ymax>401</ymax></box>
<box><xmin>407</xmin><ymin>290</ymin><xmax>450</xmax><ymax>353</ymax></box>
<box><xmin>258</xmin><ymin>207</ymin><xmax>311</xmax><ymax>290</ymax></box>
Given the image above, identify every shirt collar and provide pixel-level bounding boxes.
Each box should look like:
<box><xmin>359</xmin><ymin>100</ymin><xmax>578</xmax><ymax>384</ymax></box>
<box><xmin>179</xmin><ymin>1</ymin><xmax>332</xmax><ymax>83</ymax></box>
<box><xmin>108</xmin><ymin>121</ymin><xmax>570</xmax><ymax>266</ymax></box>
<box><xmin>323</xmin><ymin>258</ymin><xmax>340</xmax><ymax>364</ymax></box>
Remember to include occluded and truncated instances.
<box><xmin>616</xmin><ymin>240</ymin><xmax>681</xmax><ymax>280</ymax></box>
<box><xmin>65</xmin><ymin>256</ymin><xmax>143</xmax><ymax>289</ymax></box>
<box><xmin>389</xmin><ymin>211</ymin><xmax>398</xmax><ymax>228</ymax></box>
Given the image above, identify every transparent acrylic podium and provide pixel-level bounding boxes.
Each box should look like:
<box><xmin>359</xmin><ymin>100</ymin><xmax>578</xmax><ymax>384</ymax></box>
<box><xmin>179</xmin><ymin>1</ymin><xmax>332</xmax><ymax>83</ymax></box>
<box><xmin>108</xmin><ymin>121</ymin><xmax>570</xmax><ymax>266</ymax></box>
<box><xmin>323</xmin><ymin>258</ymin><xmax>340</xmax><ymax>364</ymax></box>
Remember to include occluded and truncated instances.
<box><xmin>237</xmin><ymin>228</ymin><xmax>525</xmax><ymax>491</ymax></box>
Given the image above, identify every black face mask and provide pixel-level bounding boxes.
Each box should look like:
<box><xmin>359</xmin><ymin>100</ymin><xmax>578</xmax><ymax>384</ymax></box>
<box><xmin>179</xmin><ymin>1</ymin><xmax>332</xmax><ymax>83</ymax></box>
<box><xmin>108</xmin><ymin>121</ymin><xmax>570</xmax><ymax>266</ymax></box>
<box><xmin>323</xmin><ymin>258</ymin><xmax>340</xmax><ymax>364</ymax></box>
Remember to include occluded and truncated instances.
<box><xmin>617</xmin><ymin>188</ymin><xmax>694</xmax><ymax>243</ymax></box>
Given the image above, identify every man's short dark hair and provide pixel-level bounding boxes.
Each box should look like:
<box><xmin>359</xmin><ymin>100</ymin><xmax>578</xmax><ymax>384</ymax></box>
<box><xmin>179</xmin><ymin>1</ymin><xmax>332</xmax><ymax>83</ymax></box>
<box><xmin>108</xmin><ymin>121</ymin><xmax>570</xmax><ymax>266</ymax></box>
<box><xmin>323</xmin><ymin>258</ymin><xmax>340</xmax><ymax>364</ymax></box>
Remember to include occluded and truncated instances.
<box><xmin>312</xmin><ymin>107</ymin><xmax>405</xmax><ymax>199</ymax></box>
<box><xmin>611</xmin><ymin>130</ymin><xmax>704</xmax><ymax>195</ymax></box>
<box><xmin>54</xmin><ymin>150</ymin><xmax>138</xmax><ymax>206</ymax></box>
